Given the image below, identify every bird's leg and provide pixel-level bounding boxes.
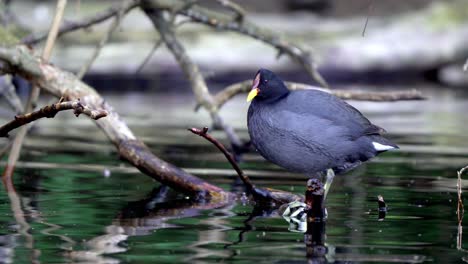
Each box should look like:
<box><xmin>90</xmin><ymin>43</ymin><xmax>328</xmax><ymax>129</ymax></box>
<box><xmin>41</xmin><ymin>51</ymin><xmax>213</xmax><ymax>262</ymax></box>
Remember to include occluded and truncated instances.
<box><xmin>323</xmin><ymin>169</ymin><xmax>335</xmax><ymax>200</ymax></box>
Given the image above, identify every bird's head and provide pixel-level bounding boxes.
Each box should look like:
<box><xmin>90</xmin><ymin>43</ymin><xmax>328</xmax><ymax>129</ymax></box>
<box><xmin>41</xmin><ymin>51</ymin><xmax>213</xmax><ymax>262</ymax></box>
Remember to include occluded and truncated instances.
<box><xmin>247</xmin><ymin>69</ymin><xmax>289</xmax><ymax>103</ymax></box>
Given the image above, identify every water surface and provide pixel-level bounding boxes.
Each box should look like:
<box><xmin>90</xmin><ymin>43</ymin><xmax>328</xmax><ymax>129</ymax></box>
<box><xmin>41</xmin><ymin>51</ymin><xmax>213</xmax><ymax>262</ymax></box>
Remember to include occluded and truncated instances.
<box><xmin>0</xmin><ymin>85</ymin><xmax>468</xmax><ymax>263</ymax></box>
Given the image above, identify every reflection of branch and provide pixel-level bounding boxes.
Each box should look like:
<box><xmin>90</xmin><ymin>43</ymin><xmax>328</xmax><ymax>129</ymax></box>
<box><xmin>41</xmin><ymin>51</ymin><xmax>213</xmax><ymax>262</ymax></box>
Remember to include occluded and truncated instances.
<box><xmin>21</xmin><ymin>0</ymin><xmax>139</xmax><ymax>45</ymax></box>
<box><xmin>2</xmin><ymin>175</ymin><xmax>41</xmax><ymax>263</ymax></box>
<box><xmin>0</xmin><ymin>98</ymin><xmax>108</xmax><ymax>137</ymax></box>
<box><xmin>208</xmin><ymin>80</ymin><xmax>426</xmax><ymax>110</ymax></box>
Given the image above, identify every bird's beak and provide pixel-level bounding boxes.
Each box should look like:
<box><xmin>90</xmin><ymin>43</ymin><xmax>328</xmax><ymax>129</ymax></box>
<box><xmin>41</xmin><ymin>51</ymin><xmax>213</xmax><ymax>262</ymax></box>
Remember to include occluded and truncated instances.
<box><xmin>247</xmin><ymin>88</ymin><xmax>259</xmax><ymax>102</ymax></box>
<box><xmin>247</xmin><ymin>73</ymin><xmax>261</xmax><ymax>102</ymax></box>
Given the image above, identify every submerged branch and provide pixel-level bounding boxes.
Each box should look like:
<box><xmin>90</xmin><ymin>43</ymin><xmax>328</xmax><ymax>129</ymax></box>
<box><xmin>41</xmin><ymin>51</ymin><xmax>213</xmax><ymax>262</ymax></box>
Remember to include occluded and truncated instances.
<box><xmin>0</xmin><ymin>98</ymin><xmax>108</xmax><ymax>137</ymax></box>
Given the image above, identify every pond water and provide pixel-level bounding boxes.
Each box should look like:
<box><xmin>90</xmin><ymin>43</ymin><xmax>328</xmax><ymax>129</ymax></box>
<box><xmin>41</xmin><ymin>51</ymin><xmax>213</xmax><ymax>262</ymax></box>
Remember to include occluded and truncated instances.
<box><xmin>1</xmin><ymin>83</ymin><xmax>468</xmax><ymax>263</ymax></box>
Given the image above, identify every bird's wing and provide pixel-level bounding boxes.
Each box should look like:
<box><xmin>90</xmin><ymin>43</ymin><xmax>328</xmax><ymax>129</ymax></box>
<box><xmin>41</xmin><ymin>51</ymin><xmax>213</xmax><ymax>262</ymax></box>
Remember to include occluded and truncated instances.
<box><xmin>285</xmin><ymin>90</ymin><xmax>384</xmax><ymax>138</ymax></box>
<box><xmin>270</xmin><ymin>109</ymin><xmax>358</xmax><ymax>157</ymax></box>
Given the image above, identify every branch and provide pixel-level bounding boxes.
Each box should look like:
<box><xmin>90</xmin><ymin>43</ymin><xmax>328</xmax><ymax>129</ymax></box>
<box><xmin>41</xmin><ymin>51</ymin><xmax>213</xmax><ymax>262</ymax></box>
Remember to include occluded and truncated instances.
<box><xmin>189</xmin><ymin>127</ymin><xmax>302</xmax><ymax>204</ymax></box>
<box><xmin>207</xmin><ymin>80</ymin><xmax>426</xmax><ymax>110</ymax></box>
<box><xmin>179</xmin><ymin>6</ymin><xmax>328</xmax><ymax>87</ymax></box>
<box><xmin>0</xmin><ymin>98</ymin><xmax>108</xmax><ymax>137</ymax></box>
<box><xmin>21</xmin><ymin>0</ymin><xmax>140</xmax><ymax>45</ymax></box>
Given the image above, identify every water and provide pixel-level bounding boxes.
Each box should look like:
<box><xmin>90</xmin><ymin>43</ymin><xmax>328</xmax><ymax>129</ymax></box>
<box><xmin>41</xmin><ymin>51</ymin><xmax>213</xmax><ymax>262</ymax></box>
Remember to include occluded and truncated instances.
<box><xmin>1</xmin><ymin>84</ymin><xmax>468</xmax><ymax>263</ymax></box>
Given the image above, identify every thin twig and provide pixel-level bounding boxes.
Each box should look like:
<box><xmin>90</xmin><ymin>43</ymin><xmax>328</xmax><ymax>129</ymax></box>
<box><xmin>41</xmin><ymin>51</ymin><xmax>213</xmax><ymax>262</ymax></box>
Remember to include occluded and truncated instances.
<box><xmin>135</xmin><ymin>39</ymin><xmax>162</xmax><ymax>74</ymax></box>
<box><xmin>189</xmin><ymin>127</ymin><xmax>255</xmax><ymax>192</ymax></box>
<box><xmin>362</xmin><ymin>0</ymin><xmax>373</xmax><ymax>37</ymax></box>
<box><xmin>21</xmin><ymin>0</ymin><xmax>139</xmax><ymax>45</ymax></box>
<box><xmin>188</xmin><ymin>126</ymin><xmax>303</xmax><ymax>203</ymax></box>
<box><xmin>6</xmin><ymin>0</ymin><xmax>68</xmax><ymax>178</ymax></box>
<box><xmin>77</xmin><ymin>1</ymin><xmax>125</xmax><ymax>79</ymax></box>
<box><xmin>0</xmin><ymin>98</ymin><xmax>108</xmax><ymax>137</ymax></box>
<box><xmin>206</xmin><ymin>80</ymin><xmax>426</xmax><ymax>110</ymax></box>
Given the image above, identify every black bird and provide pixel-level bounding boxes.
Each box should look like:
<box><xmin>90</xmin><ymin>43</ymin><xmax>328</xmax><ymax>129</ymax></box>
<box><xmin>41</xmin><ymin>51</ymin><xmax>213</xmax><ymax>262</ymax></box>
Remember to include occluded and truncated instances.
<box><xmin>247</xmin><ymin>69</ymin><xmax>398</xmax><ymax>196</ymax></box>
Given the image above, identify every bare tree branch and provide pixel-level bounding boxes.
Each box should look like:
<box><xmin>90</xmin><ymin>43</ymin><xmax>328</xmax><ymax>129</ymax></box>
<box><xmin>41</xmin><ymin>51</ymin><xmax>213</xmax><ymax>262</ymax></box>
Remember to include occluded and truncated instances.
<box><xmin>0</xmin><ymin>98</ymin><xmax>108</xmax><ymax>137</ymax></box>
<box><xmin>21</xmin><ymin>0</ymin><xmax>140</xmax><ymax>45</ymax></box>
<box><xmin>207</xmin><ymin>80</ymin><xmax>426</xmax><ymax>110</ymax></box>
<box><xmin>178</xmin><ymin>5</ymin><xmax>328</xmax><ymax>87</ymax></box>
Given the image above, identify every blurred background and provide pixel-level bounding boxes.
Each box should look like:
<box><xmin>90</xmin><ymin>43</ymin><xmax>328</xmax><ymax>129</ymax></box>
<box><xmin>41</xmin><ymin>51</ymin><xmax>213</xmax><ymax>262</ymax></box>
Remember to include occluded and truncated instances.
<box><xmin>1</xmin><ymin>0</ymin><xmax>468</xmax><ymax>263</ymax></box>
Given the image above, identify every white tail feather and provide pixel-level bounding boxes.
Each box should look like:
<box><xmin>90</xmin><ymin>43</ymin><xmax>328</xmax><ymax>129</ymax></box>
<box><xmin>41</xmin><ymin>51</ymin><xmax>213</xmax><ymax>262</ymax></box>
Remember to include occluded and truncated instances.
<box><xmin>372</xmin><ymin>142</ymin><xmax>395</xmax><ymax>151</ymax></box>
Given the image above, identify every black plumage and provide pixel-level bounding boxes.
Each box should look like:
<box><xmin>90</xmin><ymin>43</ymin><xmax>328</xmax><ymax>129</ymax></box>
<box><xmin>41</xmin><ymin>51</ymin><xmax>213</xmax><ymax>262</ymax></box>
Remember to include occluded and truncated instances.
<box><xmin>247</xmin><ymin>69</ymin><xmax>398</xmax><ymax>177</ymax></box>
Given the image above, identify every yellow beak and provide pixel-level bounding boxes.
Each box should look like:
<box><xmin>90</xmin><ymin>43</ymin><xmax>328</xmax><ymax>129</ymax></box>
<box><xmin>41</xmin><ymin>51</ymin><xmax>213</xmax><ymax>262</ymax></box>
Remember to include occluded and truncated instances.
<box><xmin>247</xmin><ymin>88</ymin><xmax>259</xmax><ymax>102</ymax></box>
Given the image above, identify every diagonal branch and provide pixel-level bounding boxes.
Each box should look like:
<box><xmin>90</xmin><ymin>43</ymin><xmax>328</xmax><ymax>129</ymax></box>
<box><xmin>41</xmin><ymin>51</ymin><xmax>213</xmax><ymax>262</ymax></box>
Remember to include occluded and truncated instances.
<box><xmin>0</xmin><ymin>98</ymin><xmax>108</xmax><ymax>137</ymax></box>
